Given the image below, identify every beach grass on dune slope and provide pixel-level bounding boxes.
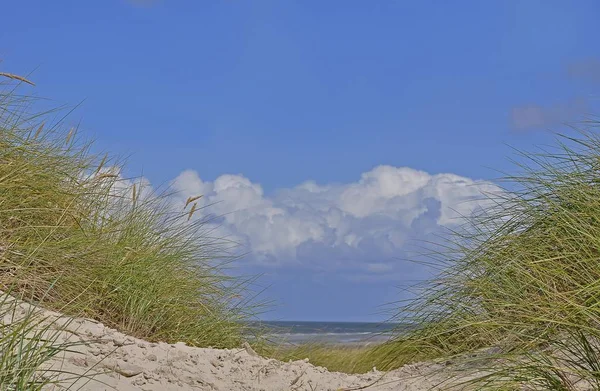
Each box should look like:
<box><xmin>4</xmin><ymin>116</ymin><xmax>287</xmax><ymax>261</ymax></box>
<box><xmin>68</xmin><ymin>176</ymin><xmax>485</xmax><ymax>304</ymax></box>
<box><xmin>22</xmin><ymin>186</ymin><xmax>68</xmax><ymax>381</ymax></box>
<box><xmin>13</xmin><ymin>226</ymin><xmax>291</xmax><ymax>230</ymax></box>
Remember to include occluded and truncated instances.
<box><xmin>381</xmin><ymin>120</ymin><xmax>600</xmax><ymax>388</ymax></box>
<box><xmin>0</xmin><ymin>289</ymin><xmax>79</xmax><ymax>391</ymax></box>
<box><xmin>0</xmin><ymin>78</ymin><xmax>258</xmax><ymax>349</ymax></box>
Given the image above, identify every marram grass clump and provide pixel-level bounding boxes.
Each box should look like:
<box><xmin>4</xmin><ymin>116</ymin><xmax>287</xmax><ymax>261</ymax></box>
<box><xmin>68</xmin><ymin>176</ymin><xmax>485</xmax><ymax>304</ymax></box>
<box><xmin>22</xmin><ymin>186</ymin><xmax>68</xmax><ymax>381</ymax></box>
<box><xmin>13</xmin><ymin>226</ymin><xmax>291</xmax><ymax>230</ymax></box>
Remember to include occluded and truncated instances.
<box><xmin>387</xmin><ymin>121</ymin><xmax>600</xmax><ymax>389</ymax></box>
<box><xmin>0</xmin><ymin>79</ymin><xmax>256</xmax><ymax>349</ymax></box>
<box><xmin>0</xmin><ymin>290</ymin><xmax>79</xmax><ymax>391</ymax></box>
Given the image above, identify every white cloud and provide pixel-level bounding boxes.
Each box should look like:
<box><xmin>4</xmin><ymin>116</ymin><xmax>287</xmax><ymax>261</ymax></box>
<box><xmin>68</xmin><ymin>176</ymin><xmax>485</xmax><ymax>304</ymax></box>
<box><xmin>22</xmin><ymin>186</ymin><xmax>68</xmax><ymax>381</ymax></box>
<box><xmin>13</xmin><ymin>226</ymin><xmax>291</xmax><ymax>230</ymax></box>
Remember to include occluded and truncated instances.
<box><xmin>168</xmin><ymin>165</ymin><xmax>501</xmax><ymax>274</ymax></box>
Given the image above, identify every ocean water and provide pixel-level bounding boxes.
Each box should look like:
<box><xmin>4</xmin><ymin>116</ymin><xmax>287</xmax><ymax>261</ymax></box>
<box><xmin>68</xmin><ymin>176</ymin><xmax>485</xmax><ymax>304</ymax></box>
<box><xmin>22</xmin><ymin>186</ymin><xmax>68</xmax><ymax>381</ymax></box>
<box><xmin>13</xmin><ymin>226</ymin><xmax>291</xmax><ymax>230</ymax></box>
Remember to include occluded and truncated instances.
<box><xmin>255</xmin><ymin>321</ymin><xmax>402</xmax><ymax>345</ymax></box>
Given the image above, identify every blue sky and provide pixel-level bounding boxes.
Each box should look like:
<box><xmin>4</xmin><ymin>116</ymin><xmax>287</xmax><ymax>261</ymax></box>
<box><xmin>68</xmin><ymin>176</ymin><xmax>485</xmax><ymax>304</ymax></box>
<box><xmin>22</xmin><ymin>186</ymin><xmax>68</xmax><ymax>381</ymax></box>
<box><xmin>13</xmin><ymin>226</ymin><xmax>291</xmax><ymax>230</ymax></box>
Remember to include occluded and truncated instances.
<box><xmin>1</xmin><ymin>0</ymin><xmax>599</xmax><ymax>321</ymax></box>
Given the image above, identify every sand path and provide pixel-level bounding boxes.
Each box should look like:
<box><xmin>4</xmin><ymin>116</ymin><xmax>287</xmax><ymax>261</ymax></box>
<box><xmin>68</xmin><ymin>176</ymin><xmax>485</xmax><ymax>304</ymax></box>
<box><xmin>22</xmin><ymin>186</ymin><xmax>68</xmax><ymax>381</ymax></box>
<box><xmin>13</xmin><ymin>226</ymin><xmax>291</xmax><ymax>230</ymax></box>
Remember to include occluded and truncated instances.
<box><xmin>5</xmin><ymin>298</ymin><xmax>459</xmax><ymax>391</ymax></box>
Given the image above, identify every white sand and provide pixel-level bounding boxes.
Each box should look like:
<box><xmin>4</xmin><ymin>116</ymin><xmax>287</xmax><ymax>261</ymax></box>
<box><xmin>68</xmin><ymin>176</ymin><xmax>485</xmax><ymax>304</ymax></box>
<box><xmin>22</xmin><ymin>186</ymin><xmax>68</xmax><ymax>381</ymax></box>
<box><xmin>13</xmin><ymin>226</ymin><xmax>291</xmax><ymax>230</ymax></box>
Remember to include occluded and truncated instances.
<box><xmin>4</xmin><ymin>297</ymin><xmax>463</xmax><ymax>391</ymax></box>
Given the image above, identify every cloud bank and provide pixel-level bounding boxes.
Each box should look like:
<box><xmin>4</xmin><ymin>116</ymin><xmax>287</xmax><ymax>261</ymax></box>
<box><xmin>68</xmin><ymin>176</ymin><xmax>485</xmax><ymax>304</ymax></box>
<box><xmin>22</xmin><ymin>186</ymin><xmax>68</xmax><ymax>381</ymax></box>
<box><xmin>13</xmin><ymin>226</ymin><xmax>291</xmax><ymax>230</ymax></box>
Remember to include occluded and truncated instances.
<box><xmin>167</xmin><ymin>165</ymin><xmax>501</xmax><ymax>278</ymax></box>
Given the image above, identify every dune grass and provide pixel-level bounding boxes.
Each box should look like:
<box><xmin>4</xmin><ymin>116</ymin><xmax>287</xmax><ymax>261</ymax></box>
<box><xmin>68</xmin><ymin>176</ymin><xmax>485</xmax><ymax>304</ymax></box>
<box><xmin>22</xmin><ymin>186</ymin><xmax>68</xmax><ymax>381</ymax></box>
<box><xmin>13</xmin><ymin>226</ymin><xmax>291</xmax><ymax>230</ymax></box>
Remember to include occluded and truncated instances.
<box><xmin>262</xmin><ymin>339</ymin><xmax>430</xmax><ymax>374</ymax></box>
<box><xmin>0</xmin><ymin>76</ymin><xmax>258</xmax><ymax>349</ymax></box>
<box><xmin>262</xmin><ymin>343</ymin><xmax>377</xmax><ymax>373</ymax></box>
<box><xmin>0</xmin><ymin>289</ymin><xmax>81</xmax><ymax>391</ymax></box>
<box><xmin>378</xmin><ymin>121</ymin><xmax>600</xmax><ymax>388</ymax></box>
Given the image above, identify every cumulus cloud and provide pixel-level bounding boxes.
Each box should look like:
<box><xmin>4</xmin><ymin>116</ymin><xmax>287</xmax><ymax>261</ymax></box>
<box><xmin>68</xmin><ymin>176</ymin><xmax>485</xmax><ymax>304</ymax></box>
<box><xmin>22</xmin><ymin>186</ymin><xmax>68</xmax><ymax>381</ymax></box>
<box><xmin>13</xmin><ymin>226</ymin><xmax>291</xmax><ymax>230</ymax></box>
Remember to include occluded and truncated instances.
<box><xmin>168</xmin><ymin>165</ymin><xmax>501</xmax><ymax>276</ymax></box>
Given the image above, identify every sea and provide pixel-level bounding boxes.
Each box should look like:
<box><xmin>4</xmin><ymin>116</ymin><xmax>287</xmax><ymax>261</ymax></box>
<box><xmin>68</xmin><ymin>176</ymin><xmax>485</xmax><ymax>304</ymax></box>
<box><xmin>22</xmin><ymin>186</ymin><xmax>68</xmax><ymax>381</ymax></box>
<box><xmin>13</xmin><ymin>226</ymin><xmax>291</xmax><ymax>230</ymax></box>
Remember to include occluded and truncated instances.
<box><xmin>252</xmin><ymin>321</ymin><xmax>404</xmax><ymax>346</ymax></box>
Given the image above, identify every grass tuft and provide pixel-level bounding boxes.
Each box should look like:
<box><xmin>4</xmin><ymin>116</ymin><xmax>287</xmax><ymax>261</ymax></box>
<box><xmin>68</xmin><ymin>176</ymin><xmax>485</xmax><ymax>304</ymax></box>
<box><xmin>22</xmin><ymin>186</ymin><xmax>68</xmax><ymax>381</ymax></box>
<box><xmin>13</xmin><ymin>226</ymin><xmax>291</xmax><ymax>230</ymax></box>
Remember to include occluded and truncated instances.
<box><xmin>0</xmin><ymin>74</ymin><xmax>258</xmax><ymax>349</ymax></box>
<box><xmin>384</xmin><ymin>120</ymin><xmax>600</xmax><ymax>388</ymax></box>
<box><xmin>0</xmin><ymin>289</ymin><xmax>79</xmax><ymax>391</ymax></box>
<box><xmin>262</xmin><ymin>339</ymin><xmax>429</xmax><ymax>374</ymax></box>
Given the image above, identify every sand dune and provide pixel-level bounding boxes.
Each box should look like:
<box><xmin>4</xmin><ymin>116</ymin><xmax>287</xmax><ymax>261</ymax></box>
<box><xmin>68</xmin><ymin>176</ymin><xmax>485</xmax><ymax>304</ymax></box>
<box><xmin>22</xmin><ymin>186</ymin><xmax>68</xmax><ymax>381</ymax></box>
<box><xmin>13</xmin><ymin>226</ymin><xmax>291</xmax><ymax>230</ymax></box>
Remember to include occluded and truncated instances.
<box><xmin>2</xmin><ymin>296</ymin><xmax>465</xmax><ymax>391</ymax></box>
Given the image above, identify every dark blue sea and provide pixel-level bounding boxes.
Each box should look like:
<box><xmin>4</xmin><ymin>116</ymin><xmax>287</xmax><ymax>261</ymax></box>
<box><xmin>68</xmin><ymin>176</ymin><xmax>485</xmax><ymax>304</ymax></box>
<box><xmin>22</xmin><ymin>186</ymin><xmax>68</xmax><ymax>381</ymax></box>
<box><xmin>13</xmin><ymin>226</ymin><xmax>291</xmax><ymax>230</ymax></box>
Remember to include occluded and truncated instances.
<box><xmin>253</xmin><ymin>321</ymin><xmax>404</xmax><ymax>345</ymax></box>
